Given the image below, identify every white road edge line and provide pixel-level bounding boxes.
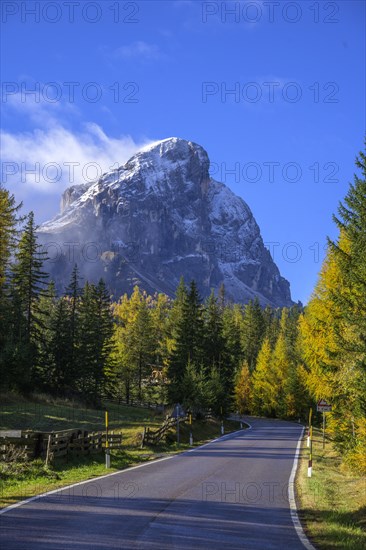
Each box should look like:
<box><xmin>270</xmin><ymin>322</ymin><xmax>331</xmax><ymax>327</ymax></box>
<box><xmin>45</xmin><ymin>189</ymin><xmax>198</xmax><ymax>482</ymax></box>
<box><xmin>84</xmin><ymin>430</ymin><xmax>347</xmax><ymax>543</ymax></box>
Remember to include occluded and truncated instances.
<box><xmin>0</xmin><ymin>421</ymin><xmax>251</xmax><ymax>516</ymax></box>
<box><xmin>289</xmin><ymin>427</ymin><xmax>317</xmax><ymax>550</ymax></box>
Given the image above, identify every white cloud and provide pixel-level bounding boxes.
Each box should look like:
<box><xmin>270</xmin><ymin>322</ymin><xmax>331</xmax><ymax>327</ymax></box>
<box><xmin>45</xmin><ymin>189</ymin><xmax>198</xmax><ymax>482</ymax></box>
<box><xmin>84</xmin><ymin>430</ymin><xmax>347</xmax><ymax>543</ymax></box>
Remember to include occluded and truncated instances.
<box><xmin>1</xmin><ymin>123</ymin><xmax>152</xmax><ymax>192</ymax></box>
<box><xmin>114</xmin><ymin>41</ymin><xmax>163</xmax><ymax>60</ymax></box>
<box><xmin>0</xmin><ymin>98</ymin><xmax>154</xmax><ymax>220</ymax></box>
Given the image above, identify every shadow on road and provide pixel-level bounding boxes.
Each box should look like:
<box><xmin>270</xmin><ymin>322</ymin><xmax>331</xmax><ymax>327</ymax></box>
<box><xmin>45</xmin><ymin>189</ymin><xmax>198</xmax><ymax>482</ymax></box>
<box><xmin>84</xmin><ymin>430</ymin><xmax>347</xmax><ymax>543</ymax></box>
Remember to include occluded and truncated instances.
<box><xmin>1</xmin><ymin>494</ymin><xmax>306</xmax><ymax>549</ymax></box>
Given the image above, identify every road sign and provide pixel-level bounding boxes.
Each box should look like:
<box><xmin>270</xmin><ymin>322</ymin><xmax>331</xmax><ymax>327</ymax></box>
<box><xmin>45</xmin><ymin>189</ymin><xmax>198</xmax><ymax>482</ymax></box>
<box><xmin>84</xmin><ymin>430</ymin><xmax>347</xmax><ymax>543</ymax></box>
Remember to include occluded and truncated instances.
<box><xmin>171</xmin><ymin>403</ymin><xmax>185</xmax><ymax>418</ymax></box>
<box><xmin>317</xmin><ymin>399</ymin><xmax>332</xmax><ymax>412</ymax></box>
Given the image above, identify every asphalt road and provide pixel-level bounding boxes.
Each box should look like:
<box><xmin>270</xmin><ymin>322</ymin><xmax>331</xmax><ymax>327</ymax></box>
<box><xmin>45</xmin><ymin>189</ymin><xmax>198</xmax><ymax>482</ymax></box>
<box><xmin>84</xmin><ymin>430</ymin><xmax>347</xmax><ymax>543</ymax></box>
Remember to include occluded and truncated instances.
<box><xmin>0</xmin><ymin>417</ymin><xmax>307</xmax><ymax>550</ymax></box>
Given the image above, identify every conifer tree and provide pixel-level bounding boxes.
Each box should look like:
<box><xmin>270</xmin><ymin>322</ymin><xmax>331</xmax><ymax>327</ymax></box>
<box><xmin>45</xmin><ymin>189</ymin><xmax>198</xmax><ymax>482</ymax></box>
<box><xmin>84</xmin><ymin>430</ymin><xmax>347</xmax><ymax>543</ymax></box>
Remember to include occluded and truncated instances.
<box><xmin>10</xmin><ymin>212</ymin><xmax>49</xmax><ymax>388</ymax></box>
<box><xmin>203</xmin><ymin>290</ymin><xmax>225</xmax><ymax>370</ymax></box>
<box><xmin>222</xmin><ymin>303</ymin><xmax>243</xmax><ymax>373</ymax></box>
<box><xmin>0</xmin><ymin>187</ymin><xmax>23</xmax><ymax>290</ymax></box>
<box><xmin>38</xmin><ymin>293</ymin><xmax>72</xmax><ymax>393</ymax></box>
<box><xmin>300</xmin><ymin>145</ymin><xmax>366</xmax><ymax>470</ymax></box>
<box><xmin>218</xmin><ymin>282</ymin><xmax>226</xmax><ymax>311</ymax></box>
<box><xmin>91</xmin><ymin>279</ymin><xmax>114</xmax><ymax>400</ymax></box>
<box><xmin>150</xmin><ymin>292</ymin><xmax>171</xmax><ymax>369</ymax></box>
<box><xmin>34</xmin><ymin>281</ymin><xmax>57</xmax><ymax>389</ymax></box>
<box><xmin>77</xmin><ymin>280</ymin><xmax>113</xmax><ymax>401</ymax></box>
<box><xmin>270</xmin><ymin>331</ymin><xmax>290</xmax><ymax>417</ymax></box>
<box><xmin>241</xmin><ymin>298</ymin><xmax>265</xmax><ymax>370</ymax></box>
<box><xmin>65</xmin><ymin>264</ymin><xmax>82</xmax><ymax>375</ymax></box>
<box><xmin>109</xmin><ymin>294</ymin><xmax>134</xmax><ymax>403</ymax></box>
<box><xmin>234</xmin><ymin>360</ymin><xmax>251</xmax><ymax>414</ymax></box>
<box><xmin>206</xmin><ymin>365</ymin><xmax>228</xmax><ymax>415</ymax></box>
<box><xmin>329</xmin><ymin>147</ymin><xmax>366</xmax><ymax>404</ymax></box>
<box><xmin>251</xmin><ymin>337</ymin><xmax>275</xmax><ymax>416</ymax></box>
<box><xmin>0</xmin><ymin>189</ymin><xmax>22</xmax><ymax>390</ymax></box>
<box><xmin>11</xmin><ymin>212</ymin><xmax>49</xmax><ymax>342</ymax></box>
<box><xmin>168</xmin><ymin>280</ymin><xmax>204</xmax><ymax>399</ymax></box>
<box><xmin>180</xmin><ymin>360</ymin><xmax>207</xmax><ymax>411</ymax></box>
<box><xmin>129</xmin><ymin>288</ymin><xmax>154</xmax><ymax>400</ymax></box>
<box><xmin>263</xmin><ymin>305</ymin><xmax>280</xmax><ymax>347</ymax></box>
<box><xmin>111</xmin><ymin>287</ymin><xmax>154</xmax><ymax>402</ymax></box>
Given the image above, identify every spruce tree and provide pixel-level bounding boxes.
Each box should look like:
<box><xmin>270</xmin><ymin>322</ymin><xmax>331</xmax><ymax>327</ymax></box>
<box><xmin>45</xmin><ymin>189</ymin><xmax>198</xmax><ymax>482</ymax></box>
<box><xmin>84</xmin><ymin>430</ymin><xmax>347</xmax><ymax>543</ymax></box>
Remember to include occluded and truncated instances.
<box><xmin>10</xmin><ymin>212</ymin><xmax>49</xmax><ymax>388</ymax></box>
<box><xmin>93</xmin><ymin>280</ymin><xmax>114</xmax><ymax>398</ymax></box>
<box><xmin>65</xmin><ymin>264</ymin><xmax>82</xmax><ymax>375</ymax></box>
<box><xmin>241</xmin><ymin>298</ymin><xmax>265</xmax><ymax>370</ymax></box>
<box><xmin>78</xmin><ymin>280</ymin><xmax>114</xmax><ymax>401</ymax></box>
<box><xmin>34</xmin><ymin>281</ymin><xmax>57</xmax><ymax>389</ymax></box>
<box><xmin>0</xmin><ymin>187</ymin><xmax>23</xmax><ymax>289</ymax></box>
<box><xmin>180</xmin><ymin>360</ymin><xmax>207</xmax><ymax>412</ymax></box>
<box><xmin>0</xmin><ymin>188</ymin><xmax>23</xmax><ymax>390</ymax></box>
<box><xmin>11</xmin><ymin>212</ymin><xmax>49</xmax><ymax>342</ymax></box>
<box><xmin>222</xmin><ymin>303</ymin><xmax>243</xmax><ymax>374</ymax></box>
<box><xmin>169</xmin><ymin>280</ymin><xmax>204</xmax><ymax>399</ymax></box>
<box><xmin>203</xmin><ymin>290</ymin><xmax>225</xmax><ymax>370</ymax></box>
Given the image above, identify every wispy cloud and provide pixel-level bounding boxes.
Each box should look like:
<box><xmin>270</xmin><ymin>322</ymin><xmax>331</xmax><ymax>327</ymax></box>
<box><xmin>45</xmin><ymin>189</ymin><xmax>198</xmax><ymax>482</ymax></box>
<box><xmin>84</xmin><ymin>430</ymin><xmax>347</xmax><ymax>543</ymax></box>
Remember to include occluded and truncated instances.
<box><xmin>1</xmin><ymin>123</ymin><xmax>152</xmax><ymax>192</ymax></box>
<box><xmin>1</xmin><ymin>98</ymin><xmax>154</xmax><ymax>220</ymax></box>
<box><xmin>114</xmin><ymin>41</ymin><xmax>163</xmax><ymax>61</ymax></box>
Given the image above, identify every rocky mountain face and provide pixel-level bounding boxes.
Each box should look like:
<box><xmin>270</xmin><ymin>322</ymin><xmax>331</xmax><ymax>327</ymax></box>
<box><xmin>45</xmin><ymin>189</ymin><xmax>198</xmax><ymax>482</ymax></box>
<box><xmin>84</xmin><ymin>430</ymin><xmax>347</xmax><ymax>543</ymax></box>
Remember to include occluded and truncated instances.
<box><xmin>38</xmin><ymin>137</ymin><xmax>293</xmax><ymax>307</ymax></box>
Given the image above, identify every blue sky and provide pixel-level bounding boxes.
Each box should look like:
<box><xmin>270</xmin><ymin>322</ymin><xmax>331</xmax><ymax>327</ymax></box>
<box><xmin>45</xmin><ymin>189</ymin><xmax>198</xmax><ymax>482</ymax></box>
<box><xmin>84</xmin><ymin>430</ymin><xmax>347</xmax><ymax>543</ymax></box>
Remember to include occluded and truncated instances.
<box><xmin>1</xmin><ymin>0</ymin><xmax>365</xmax><ymax>304</ymax></box>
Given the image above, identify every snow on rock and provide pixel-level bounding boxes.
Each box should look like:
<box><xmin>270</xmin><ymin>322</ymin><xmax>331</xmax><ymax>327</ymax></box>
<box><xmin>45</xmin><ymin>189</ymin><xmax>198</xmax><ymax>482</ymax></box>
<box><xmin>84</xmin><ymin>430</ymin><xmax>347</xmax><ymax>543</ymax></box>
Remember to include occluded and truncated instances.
<box><xmin>38</xmin><ymin>137</ymin><xmax>293</xmax><ymax>306</ymax></box>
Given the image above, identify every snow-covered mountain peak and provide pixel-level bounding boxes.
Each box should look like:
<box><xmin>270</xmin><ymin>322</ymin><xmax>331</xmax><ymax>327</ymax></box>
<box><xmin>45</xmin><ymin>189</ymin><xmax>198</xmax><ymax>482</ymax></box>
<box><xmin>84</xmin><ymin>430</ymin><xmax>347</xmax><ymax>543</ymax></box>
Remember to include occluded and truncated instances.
<box><xmin>138</xmin><ymin>137</ymin><xmax>208</xmax><ymax>162</ymax></box>
<box><xmin>121</xmin><ymin>137</ymin><xmax>210</xmax><ymax>193</ymax></box>
<box><xmin>38</xmin><ymin>137</ymin><xmax>293</xmax><ymax>307</ymax></box>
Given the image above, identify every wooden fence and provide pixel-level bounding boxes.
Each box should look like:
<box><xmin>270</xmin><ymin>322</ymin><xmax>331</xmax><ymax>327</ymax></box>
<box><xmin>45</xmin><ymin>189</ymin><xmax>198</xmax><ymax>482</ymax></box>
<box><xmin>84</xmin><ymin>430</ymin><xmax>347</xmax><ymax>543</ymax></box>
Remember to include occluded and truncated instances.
<box><xmin>0</xmin><ymin>429</ymin><xmax>122</xmax><ymax>462</ymax></box>
<box><xmin>0</xmin><ymin>430</ymin><xmax>39</xmax><ymax>461</ymax></box>
<box><xmin>142</xmin><ymin>415</ymin><xmax>188</xmax><ymax>447</ymax></box>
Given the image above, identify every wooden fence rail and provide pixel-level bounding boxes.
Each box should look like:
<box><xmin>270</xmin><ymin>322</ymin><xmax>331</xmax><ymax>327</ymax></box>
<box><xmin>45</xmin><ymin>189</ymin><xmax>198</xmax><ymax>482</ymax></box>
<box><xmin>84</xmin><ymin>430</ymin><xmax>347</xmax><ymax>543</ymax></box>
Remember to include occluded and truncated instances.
<box><xmin>142</xmin><ymin>415</ymin><xmax>188</xmax><ymax>447</ymax></box>
<box><xmin>0</xmin><ymin>429</ymin><xmax>122</xmax><ymax>462</ymax></box>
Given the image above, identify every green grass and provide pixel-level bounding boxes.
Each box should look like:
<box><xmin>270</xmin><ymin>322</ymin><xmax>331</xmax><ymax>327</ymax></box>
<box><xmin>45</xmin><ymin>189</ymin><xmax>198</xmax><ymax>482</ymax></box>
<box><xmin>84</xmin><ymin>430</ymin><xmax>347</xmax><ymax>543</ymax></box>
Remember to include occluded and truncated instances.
<box><xmin>296</xmin><ymin>428</ymin><xmax>366</xmax><ymax>550</ymax></box>
<box><xmin>0</xmin><ymin>395</ymin><xmax>242</xmax><ymax>509</ymax></box>
<box><xmin>0</xmin><ymin>395</ymin><xmax>161</xmax><ymax>432</ymax></box>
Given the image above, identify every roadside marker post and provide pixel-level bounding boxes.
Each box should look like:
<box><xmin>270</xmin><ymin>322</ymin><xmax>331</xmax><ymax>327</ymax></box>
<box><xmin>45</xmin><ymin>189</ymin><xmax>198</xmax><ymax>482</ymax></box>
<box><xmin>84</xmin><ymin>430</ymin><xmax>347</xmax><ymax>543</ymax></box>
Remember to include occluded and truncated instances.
<box><xmin>105</xmin><ymin>410</ymin><xmax>110</xmax><ymax>469</ymax></box>
<box><xmin>189</xmin><ymin>414</ymin><xmax>193</xmax><ymax>446</ymax></box>
<box><xmin>172</xmin><ymin>404</ymin><xmax>184</xmax><ymax>446</ymax></box>
<box><xmin>220</xmin><ymin>407</ymin><xmax>224</xmax><ymax>435</ymax></box>
<box><xmin>307</xmin><ymin>408</ymin><xmax>312</xmax><ymax>448</ymax></box>
<box><xmin>308</xmin><ymin>426</ymin><xmax>313</xmax><ymax>478</ymax></box>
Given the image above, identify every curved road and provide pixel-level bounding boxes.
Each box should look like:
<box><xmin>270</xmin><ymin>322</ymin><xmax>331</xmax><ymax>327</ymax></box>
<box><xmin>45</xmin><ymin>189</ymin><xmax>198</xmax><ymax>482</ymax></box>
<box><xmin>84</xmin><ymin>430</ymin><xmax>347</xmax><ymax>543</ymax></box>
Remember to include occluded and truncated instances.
<box><xmin>0</xmin><ymin>417</ymin><xmax>309</xmax><ymax>549</ymax></box>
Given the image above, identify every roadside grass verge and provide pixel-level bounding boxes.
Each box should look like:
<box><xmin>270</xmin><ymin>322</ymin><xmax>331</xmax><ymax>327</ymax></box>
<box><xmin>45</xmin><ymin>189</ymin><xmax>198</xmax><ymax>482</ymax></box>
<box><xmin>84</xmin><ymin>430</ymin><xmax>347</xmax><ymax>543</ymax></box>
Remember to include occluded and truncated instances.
<box><xmin>296</xmin><ymin>428</ymin><xmax>366</xmax><ymax>550</ymax></box>
<box><xmin>0</xmin><ymin>396</ymin><xmax>243</xmax><ymax>509</ymax></box>
<box><xmin>0</xmin><ymin>394</ymin><xmax>161</xmax><ymax>434</ymax></box>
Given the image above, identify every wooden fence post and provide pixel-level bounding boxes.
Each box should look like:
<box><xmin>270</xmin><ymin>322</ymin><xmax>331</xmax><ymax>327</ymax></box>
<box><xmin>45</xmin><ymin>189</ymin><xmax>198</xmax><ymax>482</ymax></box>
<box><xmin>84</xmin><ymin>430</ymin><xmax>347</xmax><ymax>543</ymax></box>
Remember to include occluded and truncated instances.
<box><xmin>45</xmin><ymin>434</ymin><xmax>51</xmax><ymax>466</ymax></box>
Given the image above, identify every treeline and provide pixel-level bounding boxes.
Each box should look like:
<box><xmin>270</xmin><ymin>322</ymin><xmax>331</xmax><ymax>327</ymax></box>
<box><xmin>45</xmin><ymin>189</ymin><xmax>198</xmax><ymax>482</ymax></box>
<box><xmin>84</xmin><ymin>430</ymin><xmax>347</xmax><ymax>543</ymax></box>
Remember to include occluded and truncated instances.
<box><xmin>110</xmin><ymin>281</ymin><xmax>305</xmax><ymax>417</ymax></box>
<box><xmin>0</xmin><ymin>189</ymin><xmax>305</xmax><ymax>414</ymax></box>
<box><xmin>0</xmin><ymin>144</ymin><xmax>365</xmax><ymax>473</ymax></box>
<box><xmin>234</xmin><ymin>147</ymin><xmax>366</xmax><ymax>473</ymax></box>
<box><xmin>298</xmin><ymin>147</ymin><xmax>366</xmax><ymax>473</ymax></box>
<box><xmin>0</xmin><ymin>205</ymin><xmax>113</xmax><ymax>401</ymax></box>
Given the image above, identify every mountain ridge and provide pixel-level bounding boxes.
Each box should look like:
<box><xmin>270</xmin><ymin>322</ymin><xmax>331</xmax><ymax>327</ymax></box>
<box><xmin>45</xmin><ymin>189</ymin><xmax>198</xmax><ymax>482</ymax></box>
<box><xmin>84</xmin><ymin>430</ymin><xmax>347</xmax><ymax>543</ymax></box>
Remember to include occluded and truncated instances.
<box><xmin>39</xmin><ymin>137</ymin><xmax>293</xmax><ymax>307</ymax></box>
